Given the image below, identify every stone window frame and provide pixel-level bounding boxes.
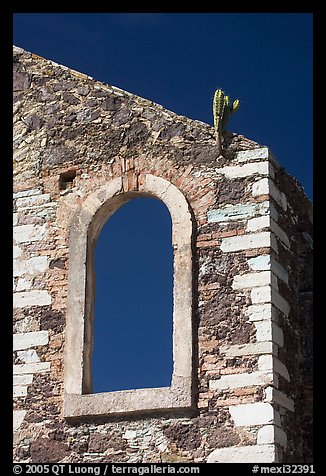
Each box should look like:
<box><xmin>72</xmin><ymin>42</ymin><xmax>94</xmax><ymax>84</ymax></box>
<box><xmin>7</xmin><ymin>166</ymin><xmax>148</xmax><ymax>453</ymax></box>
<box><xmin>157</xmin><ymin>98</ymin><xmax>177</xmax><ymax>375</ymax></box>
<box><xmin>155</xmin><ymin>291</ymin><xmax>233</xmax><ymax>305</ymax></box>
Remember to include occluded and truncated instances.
<box><xmin>64</xmin><ymin>174</ymin><xmax>194</xmax><ymax>419</ymax></box>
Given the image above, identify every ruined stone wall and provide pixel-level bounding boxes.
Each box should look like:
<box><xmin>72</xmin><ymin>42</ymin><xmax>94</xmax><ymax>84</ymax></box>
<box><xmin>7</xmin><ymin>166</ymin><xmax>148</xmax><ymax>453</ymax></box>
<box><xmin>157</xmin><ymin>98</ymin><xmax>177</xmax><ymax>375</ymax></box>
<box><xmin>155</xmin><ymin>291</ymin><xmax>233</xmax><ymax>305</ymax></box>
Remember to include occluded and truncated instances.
<box><xmin>13</xmin><ymin>45</ymin><xmax>312</xmax><ymax>464</ymax></box>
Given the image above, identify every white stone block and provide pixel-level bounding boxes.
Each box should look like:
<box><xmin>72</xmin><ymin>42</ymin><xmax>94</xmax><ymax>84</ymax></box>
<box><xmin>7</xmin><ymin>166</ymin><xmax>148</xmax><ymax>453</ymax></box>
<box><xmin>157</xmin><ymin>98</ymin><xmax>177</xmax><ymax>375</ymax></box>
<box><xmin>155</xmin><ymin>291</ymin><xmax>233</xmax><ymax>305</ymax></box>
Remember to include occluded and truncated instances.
<box><xmin>271</xmin><ymin>259</ymin><xmax>288</xmax><ymax>284</ymax></box>
<box><xmin>207</xmin><ymin>203</ymin><xmax>264</xmax><ymax>223</ymax></box>
<box><xmin>254</xmin><ymin>321</ymin><xmax>284</xmax><ymax>347</ymax></box>
<box><xmin>255</xmin><ymin>321</ymin><xmax>273</xmax><ymax>341</ymax></box>
<box><xmin>207</xmin><ymin>444</ymin><xmax>277</xmax><ymax>463</ymax></box>
<box><xmin>13</xmin><ymin>290</ymin><xmax>51</xmax><ymax>308</ymax></box>
<box><xmin>216</xmin><ymin>161</ymin><xmax>271</xmax><ymax>179</ymax></box>
<box><xmin>13</xmin><ymin>374</ymin><xmax>33</xmax><ymax>385</ymax></box>
<box><xmin>13</xmin><ymin>224</ymin><xmax>47</xmax><ymax>243</ymax></box>
<box><xmin>246</xmin><ymin>215</ymin><xmax>270</xmax><ymax>232</ymax></box>
<box><xmin>251</xmin><ymin>286</ymin><xmax>272</xmax><ymax>304</ymax></box>
<box><xmin>269</xmin><ymin>181</ymin><xmax>287</xmax><ymax>210</ymax></box>
<box><xmin>272</xmin><ymin>323</ymin><xmax>284</xmax><ymax>347</ymax></box>
<box><xmin>13</xmin><ymin>255</ymin><xmax>48</xmax><ymax>277</ymax></box>
<box><xmin>247</xmin><ymin>303</ymin><xmax>278</xmax><ymax>322</ymax></box>
<box><xmin>209</xmin><ymin>371</ymin><xmax>274</xmax><ymax>390</ymax></box>
<box><xmin>258</xmin><ymin>356</ymin><xmax>290</xmax><ymax>381</ymax></box>
<box><xmin>271</xmin><ymin>219</ymin><xmax>290</xmax><ymax>248</ymax></box>
<box><xmin>248</xmin><ymin>255</ymin><xmax>271</xmax><ymax>271</ymax></box>
<box><xmin>16</xmin><ymin>193</ymin><xmax>51</xmax><ymax>209</ymax></box>
<box><xmin>235</xmin><ymin>147</ymin><xmax>270</xmax><ymax>163</ymax></box>
<box><xmin>13</xmin><ymin>188</ymin><xmax>42</xmax><ymax>199</ymax></box>
<box><xmin>123</xmin><ymin>430</ymin><xmax>138</xmax><ymax>439</ymax></box>
<box><xmin>252</xmin><ymin>177</ymin><xmax>270</xmax><ymax>196</ymax></box>
<box><xmin>229</xmin><ymin>402</ymin><xmax>275</xmax><ymax>426</ymax></box>
<box><xmin>220</xmin><ymin>232</ymin><xmax>276</xmax><ymax>253</ymax></box>
<box><xmin>271</xmin><ymin>290</ymin><xmax>290</xmax><ymax>316</ymax></box>
<box><xmin>13</xmin><ymin>245</ymin><xmax>23</xmax><ymax>259</ymax></box>
<box><xmin>13</xmin><ymin>362</ymin><xmax>50</xmax><ymax>375</ymax></box>
<box><xmin>13</xmin><ymin>213</ymin><xmax>18</xmax><ymax>226</ymax></box>
<box><xmin>17</xmin><ymin>349</ymin><xmax>40</xmax><ymax>363</ymax></box>
<box><xmin>13</xmin><ymin>331</ymin><xmax>49</xmax><ymax>351</ymax></box>
<box><xmin>273</xmin><ymin>358</ymin><xmax>290</xmax><ymax>381</ymax></box>
<box><xmin>15</xmin><ymin>277</ymin><xmax>33</xmax><ymax>292</ymax></box>
<box><xmin>232</xmin><ymin>271</ymin><xmax>271</xmax><ymax>290</ymax></box>
<box><xmin>258</xmin><ymin>355</ymin><xmax>273</xmax><ymax>371</ymax></box>
<box><xmin>265</xmin><ymin>387</ymin><xmax>294</xmax><ymax>412</ymax></box>
<box><xmin>13</xmin><ymin>410</ymin><xmax>26</xmax><ymax>432</ymax></box>
<box><xmin>257</xmin><ymin>425</ymin><xmax>287</xmax><ymax>447</ymax></box>
<box><xmin>219</xmin><ymin>341</ymin><xmax>276</xmax><ymax>357</ymax></box>
<box><xmin>252</xmin><ymin>178</ymin><xmax>287</xmax><ymax>211</ymax></box>
<box><xmin>13</xmin><ymin>386</ymin><xmax>28</xmax><ymax>397</ymax></box>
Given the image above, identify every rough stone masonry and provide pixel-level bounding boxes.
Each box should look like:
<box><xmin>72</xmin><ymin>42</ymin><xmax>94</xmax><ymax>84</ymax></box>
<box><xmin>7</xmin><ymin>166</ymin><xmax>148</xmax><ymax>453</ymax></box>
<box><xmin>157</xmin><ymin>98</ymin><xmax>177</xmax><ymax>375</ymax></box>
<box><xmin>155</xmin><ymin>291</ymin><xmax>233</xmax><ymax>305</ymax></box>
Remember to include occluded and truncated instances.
<box><xmin>13</xmin><ymin>45</ymin><xmax>313</xmax><ymax>464</ymax></box>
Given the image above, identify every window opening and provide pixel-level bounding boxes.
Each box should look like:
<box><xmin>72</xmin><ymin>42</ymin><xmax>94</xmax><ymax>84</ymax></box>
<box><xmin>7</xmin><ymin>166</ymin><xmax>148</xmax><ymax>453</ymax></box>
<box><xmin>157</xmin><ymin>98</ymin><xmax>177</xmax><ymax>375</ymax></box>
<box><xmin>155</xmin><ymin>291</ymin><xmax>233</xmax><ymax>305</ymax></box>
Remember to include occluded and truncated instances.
<box><xmin>92</xmin><ymin>197</ymin><xmax>174</xmax><ymax>393</ymax></box>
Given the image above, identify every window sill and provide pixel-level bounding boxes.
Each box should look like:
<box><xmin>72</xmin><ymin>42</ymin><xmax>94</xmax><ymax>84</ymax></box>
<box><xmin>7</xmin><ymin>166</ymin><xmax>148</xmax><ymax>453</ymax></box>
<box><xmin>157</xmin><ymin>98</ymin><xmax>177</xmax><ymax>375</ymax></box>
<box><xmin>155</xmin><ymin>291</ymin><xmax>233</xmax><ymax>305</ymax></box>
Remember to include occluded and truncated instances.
<box><xmin>64</xmin><ymin>377</ymin><xmax>193</xmax><ymax>419</ymax></box>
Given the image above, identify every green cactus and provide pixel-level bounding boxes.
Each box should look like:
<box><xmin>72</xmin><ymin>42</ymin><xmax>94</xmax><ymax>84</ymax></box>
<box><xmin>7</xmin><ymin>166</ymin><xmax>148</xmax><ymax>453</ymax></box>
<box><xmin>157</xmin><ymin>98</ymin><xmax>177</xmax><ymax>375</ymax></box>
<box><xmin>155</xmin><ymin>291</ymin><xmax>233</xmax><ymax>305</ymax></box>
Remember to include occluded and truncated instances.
<box><xmin>213</xmin><ymin>89</ymin><xmax>240</xmax><ymax>155</ymax></box>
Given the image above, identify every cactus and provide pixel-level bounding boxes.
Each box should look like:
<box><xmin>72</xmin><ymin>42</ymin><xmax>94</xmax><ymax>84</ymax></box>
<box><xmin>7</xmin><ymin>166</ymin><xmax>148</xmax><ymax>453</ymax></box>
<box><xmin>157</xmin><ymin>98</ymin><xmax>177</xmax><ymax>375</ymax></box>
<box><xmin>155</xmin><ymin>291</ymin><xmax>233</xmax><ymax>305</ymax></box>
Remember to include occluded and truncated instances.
<box><xmin>213</xmin><ymin>89</ymin><xmax>240</xmax><ymax>155</ymax></box>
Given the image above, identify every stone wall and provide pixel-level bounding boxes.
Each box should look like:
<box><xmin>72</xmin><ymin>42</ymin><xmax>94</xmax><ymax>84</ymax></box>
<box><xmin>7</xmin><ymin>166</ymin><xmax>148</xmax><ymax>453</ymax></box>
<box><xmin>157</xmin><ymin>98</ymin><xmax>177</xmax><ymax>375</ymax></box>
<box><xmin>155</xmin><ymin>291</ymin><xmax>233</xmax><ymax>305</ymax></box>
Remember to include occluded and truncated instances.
<box><xmin>13</xmin><ymin>45</ymin><xmax>313</xmax><ymax>463</ymax></box>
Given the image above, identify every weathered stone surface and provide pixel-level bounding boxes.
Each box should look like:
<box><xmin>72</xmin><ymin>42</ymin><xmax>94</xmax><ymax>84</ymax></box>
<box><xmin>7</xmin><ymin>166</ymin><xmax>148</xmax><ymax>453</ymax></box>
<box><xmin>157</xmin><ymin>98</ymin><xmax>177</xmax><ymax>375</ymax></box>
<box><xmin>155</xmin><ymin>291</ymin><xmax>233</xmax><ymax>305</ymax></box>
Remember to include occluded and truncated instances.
<box><xmin>88</xmin><ymin>433</ymin><xmax>109</xmax><ymax>453</ymax></box>
<box><xmin>30</xmin><ymin>437</ymin><xmax>70</xmax><ymax>463</ymax></box>
<box><xmin>163</xmin><ymin>423</ymin><xmax>201</xmax><ymax>450</ymax></box>
<box><xmin>40</xmin><ymin>310</ymin><xmax>65</xmax><ymax>333</ymax></box>
<box><xmin>13</xmin><ymin>69</ymin><xmax>31</xmax><ymax>91</ymax></box>
<box><xmin>206</xmin><ymin>426</ymin><xmax>241</xmax><ymax>448</ymax></box>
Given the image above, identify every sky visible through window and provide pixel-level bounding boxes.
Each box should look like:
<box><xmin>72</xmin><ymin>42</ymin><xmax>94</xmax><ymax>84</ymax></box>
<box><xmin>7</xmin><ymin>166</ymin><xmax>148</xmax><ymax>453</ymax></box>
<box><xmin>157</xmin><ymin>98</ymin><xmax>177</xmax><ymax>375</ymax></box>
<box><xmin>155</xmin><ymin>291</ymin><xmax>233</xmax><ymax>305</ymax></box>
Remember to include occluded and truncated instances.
<box><xmin>92</xmin><ymin>197</ymin><xmax>174</xmax><ymax>393</ymax></box>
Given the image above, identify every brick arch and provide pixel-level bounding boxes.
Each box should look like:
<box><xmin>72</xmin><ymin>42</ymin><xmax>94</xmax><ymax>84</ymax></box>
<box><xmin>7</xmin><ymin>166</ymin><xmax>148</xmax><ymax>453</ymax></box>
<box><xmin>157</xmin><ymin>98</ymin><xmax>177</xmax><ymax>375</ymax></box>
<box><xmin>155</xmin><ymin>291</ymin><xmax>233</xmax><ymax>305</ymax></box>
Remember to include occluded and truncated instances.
<box><xmin>64</xmin><ymin>174</ymin><xmax>194</xmax><ymax>418</ymax></box>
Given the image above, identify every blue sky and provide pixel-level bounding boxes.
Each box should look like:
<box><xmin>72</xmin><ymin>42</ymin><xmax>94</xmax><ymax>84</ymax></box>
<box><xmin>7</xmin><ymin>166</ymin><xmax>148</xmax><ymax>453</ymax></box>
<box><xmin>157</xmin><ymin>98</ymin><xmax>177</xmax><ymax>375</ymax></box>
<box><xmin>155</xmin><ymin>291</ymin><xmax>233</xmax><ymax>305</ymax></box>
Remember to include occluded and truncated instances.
<box><xmin>13</xmin><ymin>13</ymin><xmax>313</xmax><ymax>392</ymax></box>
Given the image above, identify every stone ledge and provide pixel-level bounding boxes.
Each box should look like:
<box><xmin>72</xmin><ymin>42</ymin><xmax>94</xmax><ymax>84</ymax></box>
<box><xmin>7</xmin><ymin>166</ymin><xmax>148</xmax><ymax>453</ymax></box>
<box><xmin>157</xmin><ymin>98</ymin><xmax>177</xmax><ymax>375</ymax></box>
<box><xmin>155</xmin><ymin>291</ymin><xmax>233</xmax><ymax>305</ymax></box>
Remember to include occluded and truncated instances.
<box><xmin>64</xmin><ymin>381</ymin><xmax>193</xmax><ymax>419</ymax></box>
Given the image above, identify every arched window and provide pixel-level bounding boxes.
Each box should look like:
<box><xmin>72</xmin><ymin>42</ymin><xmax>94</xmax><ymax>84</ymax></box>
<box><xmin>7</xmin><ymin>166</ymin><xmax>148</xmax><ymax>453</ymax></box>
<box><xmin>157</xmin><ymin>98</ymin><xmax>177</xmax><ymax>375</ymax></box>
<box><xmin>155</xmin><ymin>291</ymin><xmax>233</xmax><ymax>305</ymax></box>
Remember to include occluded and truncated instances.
<box><xmin>92</xmin><ymin>197</ymin><xmax>174</xmax><ymax>393</ymax></box>
<box><xmin>64</xmin><ymin>175</ymin><xmax>193</xmax><ymax>418</ymax></box>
